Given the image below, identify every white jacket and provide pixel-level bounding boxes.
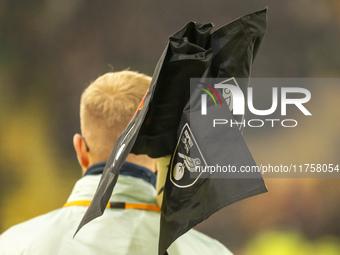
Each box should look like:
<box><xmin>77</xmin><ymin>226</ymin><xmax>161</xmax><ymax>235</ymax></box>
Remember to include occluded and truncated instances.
<box><xmin>0</xmin><ymin>171</ymin><xmax>232</xmax><ymax>255</ymax></box>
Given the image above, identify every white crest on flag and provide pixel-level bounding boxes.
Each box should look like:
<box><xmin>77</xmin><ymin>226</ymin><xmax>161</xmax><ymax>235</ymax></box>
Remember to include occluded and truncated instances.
<box><xmin>170</xmin><ymin>123</ymin><xmax>207</xmax><ymax>188</ymax></box>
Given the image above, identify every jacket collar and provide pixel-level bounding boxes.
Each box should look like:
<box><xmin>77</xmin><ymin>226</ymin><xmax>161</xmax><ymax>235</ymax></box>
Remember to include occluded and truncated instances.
<box><xmin>84</xmin><ymin>161</ymin><xmax>156</xmax><ymax>188</ymax></box>
<box><xmin>67</xmin><ymin>162</ymin><xmax>157</xmax><ymax>205</ymax></box>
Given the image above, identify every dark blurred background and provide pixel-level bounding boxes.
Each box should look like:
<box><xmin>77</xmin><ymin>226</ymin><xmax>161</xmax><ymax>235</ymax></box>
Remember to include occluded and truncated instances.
<box><xmin>1</xmin><ymin>1</ymin><xmax>340</xmax><ymax>254</ymax></box>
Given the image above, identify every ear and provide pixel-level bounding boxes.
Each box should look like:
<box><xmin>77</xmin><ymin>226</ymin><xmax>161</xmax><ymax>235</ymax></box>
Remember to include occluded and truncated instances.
<box><xmin>73</xmin><ymin>133</ymin><xmax>89</xmax><ymax>171</ymax></box>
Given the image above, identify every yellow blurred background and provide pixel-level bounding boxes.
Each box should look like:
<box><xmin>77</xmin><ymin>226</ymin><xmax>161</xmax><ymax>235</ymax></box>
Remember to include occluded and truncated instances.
<box><xmin>1</xmin><ymin>1</ymin><xmax>340</xmax><ymax>254</ymax></box>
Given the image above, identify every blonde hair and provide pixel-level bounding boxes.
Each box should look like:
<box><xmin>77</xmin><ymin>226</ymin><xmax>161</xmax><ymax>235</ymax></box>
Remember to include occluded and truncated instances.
<box><xmin>80</xmin><ymin>70</ymin><xmax>151</xmax><ymax>161</ymax></box>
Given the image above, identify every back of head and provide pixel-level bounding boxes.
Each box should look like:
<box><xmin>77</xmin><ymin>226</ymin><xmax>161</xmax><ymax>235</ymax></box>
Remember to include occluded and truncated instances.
<box><xmin>80</xmin><ymin>70</ymin><xmax>151</xmax><ymax>162</ymax></box>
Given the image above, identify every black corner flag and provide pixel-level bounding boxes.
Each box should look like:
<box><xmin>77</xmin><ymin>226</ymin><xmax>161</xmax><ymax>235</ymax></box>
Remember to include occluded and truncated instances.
<box><xmin>75</xmin><ymin>8</ymin><xmax>268</xmax><ymax>255</ymax></box>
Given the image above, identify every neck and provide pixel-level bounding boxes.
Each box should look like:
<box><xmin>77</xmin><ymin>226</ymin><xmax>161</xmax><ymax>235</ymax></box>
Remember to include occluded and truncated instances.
<box><xmin>125</xmin><ymin>154</ymin><xmax>157</xmax><ymax>173</ymax></box>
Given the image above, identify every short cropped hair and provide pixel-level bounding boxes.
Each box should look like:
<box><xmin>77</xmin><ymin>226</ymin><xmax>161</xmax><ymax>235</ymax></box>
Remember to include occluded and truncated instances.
<box><xmin>80</xmin><ymin>70</ymin><xmax>151</xmax><ymax>161</ymax></box>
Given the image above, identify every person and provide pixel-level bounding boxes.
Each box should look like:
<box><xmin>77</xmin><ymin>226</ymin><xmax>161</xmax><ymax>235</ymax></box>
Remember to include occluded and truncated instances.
<box><xmin>0</xmin><ymin>70</ymin><xmax>232</xmax><ymax>255</ymax></box>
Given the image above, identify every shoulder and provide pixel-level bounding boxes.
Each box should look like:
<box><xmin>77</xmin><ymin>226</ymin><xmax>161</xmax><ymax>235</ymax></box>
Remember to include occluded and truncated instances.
<box><xmin>169</xmin><ymin>228</ymin><xmax>233</xmax><ymax>255</ymax></box>
<box><xmin>0</xmin><ymin>209</ymin><xmax>65</xmax><ymax>254</ymax></box>
<box><xmin>0</xmin><ymin>206</ymin><xmax>161</xmax><ymax>255</ymax></box>
<box><xmin>1</xmin><ymin>209</ymin><xmax>63</xmax><ymax>236</ymax></box>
